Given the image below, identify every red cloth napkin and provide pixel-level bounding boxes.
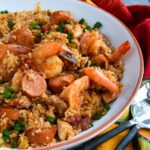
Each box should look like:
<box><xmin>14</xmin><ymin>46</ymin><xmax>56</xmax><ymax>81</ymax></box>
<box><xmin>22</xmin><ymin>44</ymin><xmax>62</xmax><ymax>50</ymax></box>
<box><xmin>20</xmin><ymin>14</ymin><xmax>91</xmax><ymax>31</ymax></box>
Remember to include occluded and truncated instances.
<box><xmin>91</xmin><ymin>0</ymin><xmax>150</xmax><ymax>78</ymax></box>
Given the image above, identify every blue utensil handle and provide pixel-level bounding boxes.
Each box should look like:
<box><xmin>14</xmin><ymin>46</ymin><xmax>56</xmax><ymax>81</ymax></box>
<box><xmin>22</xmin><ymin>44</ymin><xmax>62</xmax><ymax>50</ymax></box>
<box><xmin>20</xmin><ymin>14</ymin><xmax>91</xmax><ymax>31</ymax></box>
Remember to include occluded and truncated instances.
<box><xmin>81</xmin><ymin>120</ymin><xmax>135</xmax><ymax>150</ymax></box>
<box><xmin>115</xmin><ymin>125</ymin><xmax>140</xmax><ymax>150</ymax></box>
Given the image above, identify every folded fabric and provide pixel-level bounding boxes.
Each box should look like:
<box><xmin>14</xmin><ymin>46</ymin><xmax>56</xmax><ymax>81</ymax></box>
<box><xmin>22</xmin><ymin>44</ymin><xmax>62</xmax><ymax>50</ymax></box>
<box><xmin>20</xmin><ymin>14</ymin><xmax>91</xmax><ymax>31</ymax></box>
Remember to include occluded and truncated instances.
<box><xmin>81</xmin><ymin>0</ymin><xmax>150</xmax><ymax>149</ymax></box>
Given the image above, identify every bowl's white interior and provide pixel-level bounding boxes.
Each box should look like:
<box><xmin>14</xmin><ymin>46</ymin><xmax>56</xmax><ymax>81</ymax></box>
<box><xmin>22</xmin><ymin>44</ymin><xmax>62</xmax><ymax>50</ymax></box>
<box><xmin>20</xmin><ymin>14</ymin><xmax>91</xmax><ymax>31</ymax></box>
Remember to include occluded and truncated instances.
<box><xmin>0</xmin><ymin>0</ymin><xmax>143</xmax><ymax>149</ymax></box>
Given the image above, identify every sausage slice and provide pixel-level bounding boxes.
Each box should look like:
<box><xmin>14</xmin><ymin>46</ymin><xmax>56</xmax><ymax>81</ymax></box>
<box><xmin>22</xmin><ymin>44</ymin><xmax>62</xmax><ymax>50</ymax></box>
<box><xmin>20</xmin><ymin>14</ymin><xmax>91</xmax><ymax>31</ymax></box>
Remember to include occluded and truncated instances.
<box><xmin>27</xmin><ymin>127</ymin><xmax>57</xmax><ymax>145</ymax></box>
<box><xmin>0</xmin><ymin>108</ymin><xmax>19</xmax><ymax>120</ymax></box>
<box><xmin>21</xmin><ymin>70</ymin><xmax>47</xmax><ymax>97</ymax></box>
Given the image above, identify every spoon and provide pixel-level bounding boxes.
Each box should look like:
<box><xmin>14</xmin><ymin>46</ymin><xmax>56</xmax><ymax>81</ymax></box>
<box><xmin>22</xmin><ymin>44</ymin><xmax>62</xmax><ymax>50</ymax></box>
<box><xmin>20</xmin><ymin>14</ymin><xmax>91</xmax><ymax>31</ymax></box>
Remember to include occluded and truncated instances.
<box><xmin>73</xmin><ymin>82</ymin><xmax>150</xmax><ymax>150</ymax></box>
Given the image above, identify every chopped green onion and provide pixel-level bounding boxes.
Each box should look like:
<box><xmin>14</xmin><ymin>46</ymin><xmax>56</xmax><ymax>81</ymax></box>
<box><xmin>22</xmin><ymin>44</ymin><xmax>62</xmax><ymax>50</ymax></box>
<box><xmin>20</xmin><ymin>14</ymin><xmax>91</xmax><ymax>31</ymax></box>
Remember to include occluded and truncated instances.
<box><xmin>36</xmin><ymin>32</ymin><xmax>42</xmax><ymax>38</ymax></box>
<box><xmin>7</xmin><ymin>20</ymin><xmax>15</xmax><ymax>30</ymax></box>
<box><xmin>11</xmin><ymin>139</ymin><xmax>17</xmax><ymax>148</ymax></box>
<box><xmin>1</xmin><ymin>86</ymin><xmax>16</xmax><ymax>100</ymax></box>
<box><xmin>90</xmin><ymin>61</ymin><xmax>99</xmax><ymax>67</ymax></box>
<box><xmin>2</xmin><ymin>129</ymin><xmax>11</xmax><ymax>136</ymax></box>
<box><xmin>45</xmin><ymin>30</ymin><xmax>52</xmax><ymax>34</ymax></box>
<box><xmin>0</xmin><ymin>10</ymin><xmax>8</xmax><ymax>14</ymax></box>
<box><xmin>104</xmin><ymin>104</ymin><xmax>110</xmax><ymax>111</ymax></box>
<box><xmin>47</xmin><ymin>116</ymin><xmax>55</xmax><ymax>124</ymax></box>
<box><xmin>93</xmin><ymin>21</ymin><xmax>102</xmax><ymax>29</ymax></box>
<box><xmin>13</xmin><ymin>120</ymin><xmax>26</xmax><ymax>132</ymax></box>
<box><xmin>84</xmin><ymin>25</ymin><xmax>92</xmax><ymax>31</ymax></box>
<box><xmin>29</xmin><ymin>22</ymin><xmax>40</xmax><ymax>30</ymax></box>
<box><xmin>2</xmin><ymin>129</ymin><xmax>11</xmax><ymax>142</ymax></box>
<box><xmin>67</xmin><ymin>32</ymin><xmax>73</xmax><ymax>42</ymax></box>
<box><xmin>79</xmin><ymin>18</ymin><xmax>85</xmax><ymax>24</ymax></box>
<box><xmin>93</xmin><ymin>114</ymin><xmax>102</xmax><ymax>120</ymax></box>
<box><xmin>56</xmin><ymin>21</ymin><xmax>71</xmax><ymax>33</ymax></box>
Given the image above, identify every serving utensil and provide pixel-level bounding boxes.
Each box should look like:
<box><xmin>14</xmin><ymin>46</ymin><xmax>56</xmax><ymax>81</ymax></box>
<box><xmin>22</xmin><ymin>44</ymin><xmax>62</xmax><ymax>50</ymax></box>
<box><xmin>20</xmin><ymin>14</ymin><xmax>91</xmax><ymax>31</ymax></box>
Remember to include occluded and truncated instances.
<box><xmin>74</xmin><ymin>82</ymin><xmax>150</xmax><ymax>150</ymax></box>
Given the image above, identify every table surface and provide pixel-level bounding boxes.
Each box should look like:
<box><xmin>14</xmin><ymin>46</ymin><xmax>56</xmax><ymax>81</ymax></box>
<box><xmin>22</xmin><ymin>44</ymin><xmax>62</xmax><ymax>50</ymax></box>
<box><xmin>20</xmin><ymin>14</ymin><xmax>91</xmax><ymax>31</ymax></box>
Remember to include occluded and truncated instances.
<box><xmin>123</xmin><ymin>0</ymin><xmax>150</xmax><ymax>5</ymax></box>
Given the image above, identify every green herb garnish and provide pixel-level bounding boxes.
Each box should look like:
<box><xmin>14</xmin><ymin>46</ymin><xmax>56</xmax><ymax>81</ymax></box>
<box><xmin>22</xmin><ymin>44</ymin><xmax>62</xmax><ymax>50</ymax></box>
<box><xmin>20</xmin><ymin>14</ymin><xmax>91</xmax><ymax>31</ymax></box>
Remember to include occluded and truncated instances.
<box><xmin>79</xmin><ymin>18</ymin><xmax>85</xmax><ymax>24</ymax></box>
<box><xmin>67</xmin><ymin>32</ymin><xmax>73</xmax><ymax>42</ymax></box>
<box><xmin>11</xmin><ymin>139</ymin><xmax>17</xmax><ymax>148</ymax></box>
<box><xmin>1</xmin><ymin>86</ymin><xmax>16</xmax><ymax>100</ymax></box>
<box><xmin>29</xmin><ymin>22</ymin><xmax>40</xmax><ymax>30</ymax></box>
<box><xmin>56</xmin><ymin>21</ymin><xmax>71</xmax><ymax>33</ymax></box>
<box><xmin>104</xmin><ymin>104</ymin><xmax>110</xmax><ymax>111</ymax></box>
<box><xmin>93</xmin><ymin>114</ymin><xmax>102</xmax><ymax>120</ymax></box>
<box><xmin>2</xmin><ymin>129</ymin><xmax>11</xmax><ymax>142</ymax></box>
<box><xmin>13</xmin><ymin>120</ymin><xmax>26</xmax><ymax>132</ymax></box>
<box><xmin>0</xmin><ymin>10</ymin><xmax>8</xmax><ymax>14</ymax></box>
<box><xmin>36</xmin><ymin>32</ymin><xmax>42</xmax><ymax>38</ymax></box>
<box><xmin>47</xmin><ymin>116</ymin><xmax>55</xmax><ymax>124</ymax></box>
<box><xmin>84</xmin><ymin>25</ymin><xmax>92</xmax><ymax>31</ymax></box>
<box><xmin>93</xmin><ymin>21</ymin><xmax>102</xmax><ymax>29</ymax></box>
<box><xmin>8</xmin><ymin>20</ymin><xmax>15</xmax><ymax>30</ymax></box>
<box><xmin>45</xmin><ymin>30</ymin><xmax>52</xmax><ymax>34</ymax></box>
<box><xmin>90</xmin><ymin>61</ymin><xmax>99</xmax><ymax>67</ymax></box>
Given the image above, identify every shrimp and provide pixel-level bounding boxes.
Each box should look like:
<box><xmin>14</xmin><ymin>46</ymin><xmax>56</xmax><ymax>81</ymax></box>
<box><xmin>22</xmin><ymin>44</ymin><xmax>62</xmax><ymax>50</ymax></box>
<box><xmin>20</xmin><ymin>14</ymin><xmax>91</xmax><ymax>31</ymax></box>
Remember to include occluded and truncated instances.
<box><xmin>60</xmin><ymin>76</ymin><xmax>89</xmax><ymax>110</ymax></box>
<box><xmin>109</xmin><ymin>41</ymin><xmax>131</xmax><ymax>63</ymax></box>
<box><xmin>11</xmin><ymin>69</ymin><xmax>23</xmax><ymax>90</ymax></box>
<box><xmin>80</xmin><ymin>30</ymin><xmax>102</xmax><ymax>55</ymax></box>
<box><xmin>91</xmin><ymin>54</ymin><xmax>108</xmax><ymax>65</ymax></box>
<box><xmin>84</xmin><ymin>67</ymin><xmax>119</xmax><ymax>93</ymax></box>
<box><xmin>0</xmin><ymin>43</ymin><xmax>31</xmax><ymax>61</ymax></box>
<box><xmin>9</xmin><ymin>28</ymin><xmax>34</xmax><ymax>48</ymax></box>
<box><xmin>50</xmin><ymin>10</ymin><xmax>76</xmax><ymax>25</ymax></box>
<box><xmin>32</xmin><ymin>42</ymin><xmax>71</xmax><ymax>78</ymax></box>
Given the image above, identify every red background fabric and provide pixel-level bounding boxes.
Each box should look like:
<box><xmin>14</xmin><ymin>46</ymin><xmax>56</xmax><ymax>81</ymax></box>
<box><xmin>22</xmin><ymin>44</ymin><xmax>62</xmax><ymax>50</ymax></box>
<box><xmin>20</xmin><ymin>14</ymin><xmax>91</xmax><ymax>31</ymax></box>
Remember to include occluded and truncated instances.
<box><xmin>92</xmin><ymin>0</ymin><xmax>150</xmax><ymax>78</ymax></box>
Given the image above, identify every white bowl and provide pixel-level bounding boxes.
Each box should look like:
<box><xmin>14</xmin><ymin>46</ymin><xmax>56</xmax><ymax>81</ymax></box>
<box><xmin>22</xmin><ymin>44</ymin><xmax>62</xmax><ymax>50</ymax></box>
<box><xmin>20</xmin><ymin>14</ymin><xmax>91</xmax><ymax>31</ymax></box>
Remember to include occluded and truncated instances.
<box><xmin>0</xmin><ymin>0</ymin><xmax>144</xmax><ymax>149</ymax></box>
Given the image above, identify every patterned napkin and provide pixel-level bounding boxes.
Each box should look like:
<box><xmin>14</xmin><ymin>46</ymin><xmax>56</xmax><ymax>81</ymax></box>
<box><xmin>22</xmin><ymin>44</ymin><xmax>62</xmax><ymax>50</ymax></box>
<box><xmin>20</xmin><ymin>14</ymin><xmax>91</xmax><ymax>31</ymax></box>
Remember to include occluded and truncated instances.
<box><xmin>81</xmin><ymin>0</ymin><xmax>150</xmax><ymax>149</ymax></box>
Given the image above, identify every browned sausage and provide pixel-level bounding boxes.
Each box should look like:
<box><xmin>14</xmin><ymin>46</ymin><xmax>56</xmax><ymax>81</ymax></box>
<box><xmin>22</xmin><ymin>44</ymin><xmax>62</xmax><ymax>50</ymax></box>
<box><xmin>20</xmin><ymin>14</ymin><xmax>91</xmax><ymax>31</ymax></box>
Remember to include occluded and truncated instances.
<box><xmin>21</xmin><ymin>70</ymin><xmax>47</xmax><ymax>97</ymax></box>
<box><xmin>9</xmin><ymin>28</ymin><xmax>34</xmax><ymax>48</ymax></box>
<box><xmin>48</xmin><ymin>73</ymin><xmax>74</xmax><ymax>93</ymax></box>
<box><xmin>26</xmin><ymin>127</ymin><xmax>57</xmax><ymax>145</ymax></box>
<box><xmin>0</xmin><ymin>108</ymin><xmax>19</xmax><ymax>120</ymax></box>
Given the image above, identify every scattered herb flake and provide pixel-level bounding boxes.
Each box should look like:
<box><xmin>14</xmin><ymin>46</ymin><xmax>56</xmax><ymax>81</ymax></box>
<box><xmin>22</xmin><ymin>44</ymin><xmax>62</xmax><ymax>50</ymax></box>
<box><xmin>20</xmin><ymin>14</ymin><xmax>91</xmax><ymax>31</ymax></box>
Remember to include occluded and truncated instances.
<box><xmin>11</xmin><ymin>139</ymin><xmax>17</xmax><ymax>148</ymax></box>
<box><xmin>104</xmin><ymin>104</ymin><xmax>110</xmax><ymax>111</ymax></box>
<box><xmin>45</xmin><ymin>30</ymin><xmax>51</xmax><ymax>34</ymax></box>
<box><xmin>13</xmin><ymin>120</ymin><xmax>26</xmax><ymax>132</ymax></box>
<box><xmin>2</xmin><ymin>129</ymin><xmax>11</xmax><ymax>142</ymax></box>
<box><xmin>47</xmin><ymin>116</ymin><xmax>55</xmax><ymax>124</ymax></box>
<box><xmin>8</xmin><ymin>20</ymin><xmax>15</xmax><ymax>30</ymax></box>
<box><xmin>0</xmin><ymin>10</ymin><xmax>8</xmax><ymax>14</ymax></box>
<box><xmin>29</xmin><ymin>22</ymin><xmax>40</xmax><ymax>30</ymax></box>
<box><xmin>90</xmin><ymin>61</ymin><xmax>99</xmax><ymax>67</ymax></box>
<box><xmin>3</xmin><ymin>129</ymin><xmax>11</xmax><ymax>136</ymax></box>
<box><xmin>67</xmin><ymin>32</ymin><xmax>73</xmax><ymax>42</ymax></box>
<box><xmin>93</xmin><ymin>21</ymin><xmax>102</xmax><ymax>29</ymax></box>
<box><xmin>84</xmin><ymin>25</ymin><xmax>92</xmax><ymax>31</ymax></box>
<box><xmin>79</xmin><ymin>18</ymin><xmax>85</xmax><ymax>24</ymax></box>
<box><xmin>36</xmin><ymin>32</ymin><xmax>42</xmax><ymax>38</ymax></box>
<box><xmin>93</xmin><ymin>114</ymin><xmax>102</xmax><ymax>120</ymax></box>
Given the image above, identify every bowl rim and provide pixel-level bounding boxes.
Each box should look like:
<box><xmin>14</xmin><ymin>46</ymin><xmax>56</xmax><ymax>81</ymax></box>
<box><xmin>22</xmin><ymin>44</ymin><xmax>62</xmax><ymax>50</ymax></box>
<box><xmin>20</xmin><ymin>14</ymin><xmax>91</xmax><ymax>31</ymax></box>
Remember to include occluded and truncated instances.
<box><xmin>1</xmin><ymin>0</ymin><xmax>144</xmax><ymax>149</ymax></box>
<box><xmin>39</xmin><ymin>1</ymin><xmax>144</xmax><ymax>149</ymax></box>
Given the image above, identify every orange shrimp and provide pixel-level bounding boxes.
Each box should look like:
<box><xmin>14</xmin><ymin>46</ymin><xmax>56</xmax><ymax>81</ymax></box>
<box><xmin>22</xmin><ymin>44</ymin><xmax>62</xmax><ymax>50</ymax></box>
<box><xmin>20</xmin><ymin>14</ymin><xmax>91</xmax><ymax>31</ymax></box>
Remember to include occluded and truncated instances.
<box><xmin>0</xmin><ymin>43</ymin><xmax>31</xmax><ymax>61</ymax></box>
<box><xmin>91</xmin><ymin>54</ymin><xmax>108</xmax><ymax>65</ymax></box>
<box><xmin>32</xmin><ymin>42</ymin><xmax>72</xmax><ymax>78</ymax></box>
<box><xmin>80</xmin><ymin>30</ymin><xmax>102</xmax><ymax>55</ymax></box>
<box><xmin>9</xmin><ymin>28</ymin><xmax>34</xmax><ymax>48</ymax></box>
<box><xmin>109</xmin><ymin>41</ymin><xmax>131</xmax><ymax>63</ymax></box>
<box><xmin>50</xmin><ymin>10</ymin><xmax>75</xmax><ymax>25</ymax></box>
<box><xmin>84</xmin><ymin>67</ymin><xmax>119</xmax><ymax>93</ymax></box>
<box><xmin>60</xmin><ymin>76</ymin><xmax>89</xmax><ymax>110</ymax></box>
